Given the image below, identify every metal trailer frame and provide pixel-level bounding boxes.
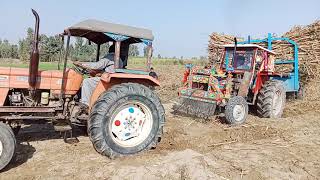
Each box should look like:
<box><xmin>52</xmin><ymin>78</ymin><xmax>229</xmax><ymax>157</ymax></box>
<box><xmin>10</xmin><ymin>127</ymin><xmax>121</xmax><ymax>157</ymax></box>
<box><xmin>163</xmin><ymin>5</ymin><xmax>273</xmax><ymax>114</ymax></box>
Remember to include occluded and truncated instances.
<box><xmin>237</xmin><ymin>33</ymin><xmax>299</xmax><ymax>92</ymax></box>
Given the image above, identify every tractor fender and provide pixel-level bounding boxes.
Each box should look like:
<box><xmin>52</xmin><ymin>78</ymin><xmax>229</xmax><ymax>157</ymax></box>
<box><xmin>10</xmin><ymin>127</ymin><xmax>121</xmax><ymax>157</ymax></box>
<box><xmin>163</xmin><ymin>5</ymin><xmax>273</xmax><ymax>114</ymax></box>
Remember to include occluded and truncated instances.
<box><xmin>89</xmin><ymin>73</ymin><xmax>160</xmax><ymax>109</ymax></box>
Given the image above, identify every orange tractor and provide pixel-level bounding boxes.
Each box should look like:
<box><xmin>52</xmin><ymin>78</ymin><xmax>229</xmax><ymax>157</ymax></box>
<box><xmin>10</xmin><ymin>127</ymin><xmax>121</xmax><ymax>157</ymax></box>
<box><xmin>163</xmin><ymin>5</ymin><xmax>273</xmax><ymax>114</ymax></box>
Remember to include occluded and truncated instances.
<box><xmin>0</xmin><ymin>10</ymin><xmax>165</xmax><ymax>170</ymax></box>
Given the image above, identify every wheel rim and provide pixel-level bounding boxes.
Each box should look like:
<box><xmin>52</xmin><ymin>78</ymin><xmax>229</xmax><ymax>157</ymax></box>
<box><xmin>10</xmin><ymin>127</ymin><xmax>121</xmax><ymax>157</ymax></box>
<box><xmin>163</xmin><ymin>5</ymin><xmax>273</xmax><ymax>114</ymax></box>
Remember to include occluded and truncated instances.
<box><xmin>109</xmin><ymin>100</ymin><xmax>153</xmax><ymax>147</ymax></box>
<box><xmin>0</xmin><ymin>140</ymin><xmax>3</xmax><ymax>157</ymax></box>
<box><xmin>233</xmin><ymin>104</ymin><xmax>245</xmax><ymax>122</ymax></box>
<box><xmin>273</xmin><ymin>89</ymin><xmax>283</xmax><ymax>116</ymax></box>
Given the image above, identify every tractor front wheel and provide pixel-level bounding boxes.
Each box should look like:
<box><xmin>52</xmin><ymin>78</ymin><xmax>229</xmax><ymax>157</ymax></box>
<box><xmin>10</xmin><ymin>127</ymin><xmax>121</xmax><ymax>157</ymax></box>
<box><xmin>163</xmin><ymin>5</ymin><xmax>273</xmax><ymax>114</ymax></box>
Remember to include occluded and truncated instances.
<box><xmin>225</xmin><ymin>96</ymin><xmax>248</xmax><ymax>125</ymax></box>
<box><xmin>256</xmin><ymin>80</ymin><xmax>286</xmax><ymax>118</ymax></box>
<box><xmin>0</xmin><ymin>122</ymin><xmax>16</xmax><ymax>171</ymax></box>
<box><xmin>88</xmin><ymin>83</ymin><xmax>165</xmax><ymax>158</ymax></box>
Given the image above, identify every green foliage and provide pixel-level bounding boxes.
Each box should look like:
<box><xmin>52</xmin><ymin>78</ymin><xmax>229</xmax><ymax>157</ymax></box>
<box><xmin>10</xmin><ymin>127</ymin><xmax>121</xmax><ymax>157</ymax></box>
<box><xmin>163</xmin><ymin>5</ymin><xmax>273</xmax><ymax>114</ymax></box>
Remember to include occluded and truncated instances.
<box><xmin>18</xmin><ymin>28</ymin><xmax>34</xmax><ymax>62</ymax></box>
<box><xmin>128</xmin><ymin>44</ymin><xmax>139</xmax><ymax>57</ymax></box>
<box><xmin>143</xmin><ymin>46</ymin><xmax>148</xmax><ymax>57</ymax></box>
<box><xmin>39</xmin><ymin>34</ymin><xmax>62</xmax><ymax>62</ymax></box>
<box><xmin>10</xmin><ymin>45</ymin><xmax>19</xmax><ymax>59</ymax></box>
<box><xmin>70</xmin><ymin>38</ymin><xmax>110</xmax><ymax>61</ymax></box>
<box><xmin>0</xmin><ymin>40</ymin><xmax>11</xmax><ymax>58</ymax></box>
<box><xmin>0</xmin><ymin>27</ymin><xmax>209</xmax><ymax>66</ymax></box>
<box><xmin>0</xmin><ymin>39</ymin><xmax>19</xmax><ymax>59</ymax></box>
<box><xmin>72</xmin><ymin>37</ymin><xmax>95</xmax><ymax>61</ymax></box>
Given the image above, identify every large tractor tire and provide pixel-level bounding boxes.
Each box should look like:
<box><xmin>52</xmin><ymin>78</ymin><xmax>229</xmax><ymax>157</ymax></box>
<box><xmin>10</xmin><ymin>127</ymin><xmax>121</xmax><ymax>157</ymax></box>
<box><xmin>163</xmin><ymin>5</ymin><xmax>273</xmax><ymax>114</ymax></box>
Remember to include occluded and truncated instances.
<box><xmin>88</xmin><ymin>83</ymin><xmax>165</xmax><ymax>158</ymax></box>
<box><xmin>257</xmin><ymin>80</ymin><xmax>286</xmax><ymax>118</ymax></box>
<box><xmin>0</xmin><ymin>122</ymin><xmax>16</xmax><ymax>171</ymax></box>
<box><xmin>225</xmin><ymin>96</ymin><xmax>248</xmax><ymax>125</ymax></box>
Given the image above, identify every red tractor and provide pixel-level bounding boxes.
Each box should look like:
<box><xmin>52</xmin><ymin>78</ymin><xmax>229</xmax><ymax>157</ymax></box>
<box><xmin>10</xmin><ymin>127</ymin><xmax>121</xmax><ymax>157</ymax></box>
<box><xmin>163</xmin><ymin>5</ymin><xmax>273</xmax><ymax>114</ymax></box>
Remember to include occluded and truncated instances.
<box><xmin>0</xmin><ymin>10</ymin><xmax>165</xmax><ymax>170</ymax></box>
<box><xmin>174</xmin><ymin>37</ymin><xmax>298</xmax><ymax>124</ymax></box>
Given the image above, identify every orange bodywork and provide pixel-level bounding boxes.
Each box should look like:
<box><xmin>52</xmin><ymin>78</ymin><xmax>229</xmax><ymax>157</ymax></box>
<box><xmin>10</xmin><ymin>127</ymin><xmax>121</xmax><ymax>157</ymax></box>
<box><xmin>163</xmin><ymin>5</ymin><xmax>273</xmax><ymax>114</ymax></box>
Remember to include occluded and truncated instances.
<box><xmin>0</xmin><ymin>67</ymin><xmax>83</xmax><ymax>105</ymax></box>
<box><xmin>0</xmin><ymin>67</ymin><xmax>159</xmax><ymax>108</ymax></box>
<box><xmin>89</xmin><ymin>73</ymin><xmax>160</xmax><ymax>108</ymax></box>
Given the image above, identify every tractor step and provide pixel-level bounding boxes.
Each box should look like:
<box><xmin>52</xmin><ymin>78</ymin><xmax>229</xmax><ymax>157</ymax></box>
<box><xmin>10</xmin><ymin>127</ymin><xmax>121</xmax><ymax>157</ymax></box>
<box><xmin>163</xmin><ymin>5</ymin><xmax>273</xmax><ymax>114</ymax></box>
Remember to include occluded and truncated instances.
<box><xmin>53</xmin><ymin>124</ymin><xmax>72</xmax><ymax>132</ymax></box>
<box><xmin>54</xmin><ymin>124</ymin><xmax>79</xmax><ymax>144</ymax></box>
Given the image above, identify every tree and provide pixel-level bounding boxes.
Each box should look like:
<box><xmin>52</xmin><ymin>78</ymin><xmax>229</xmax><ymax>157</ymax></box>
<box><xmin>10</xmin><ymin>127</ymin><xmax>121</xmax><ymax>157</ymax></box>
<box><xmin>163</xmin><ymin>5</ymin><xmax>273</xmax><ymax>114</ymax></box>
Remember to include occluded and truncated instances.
<box><xmin>157</xmin><ymin>54</ymin><xmax>161</xmax><ymax>59</ymax></box>
<box><xmin>199</xmin><ymin>56</ymin><xmax>207</xmax><ymax>60</ymax></box>
<box><xmin>128</xmin><ymin>44</ymin><xmax>139</xmax><ymax>57</ymax></box>
<box><xmin>71</xmin><ymin>37</ymin><xmax>96</xmax><ymax>61</ymax></box>
<box><xmin>40</xmin><ymin>34</ymin><xmax>62</xmax><ymax>62</ymax></box>
<box><xmin>0</xmin><ymin>40</ymin><xmax>11</xmax><ymax>58</ymax></box>
<box><xmin>143</xmin><ymin>46</ymin><xmax>148</xmax><ymax>57</ymax></box>
<box><xmin>10</xmin><ymin>45</ymin><xmax>19</xmax><ymax>59</ymax></box>
<box><xmin>99</xmin><ymin>43</ymin><xmax>110</xmax><ymax>57</ymax></box>
<box><xmin>18</xmin><ymin>27</ymin><xmax>34</xmax><ymax>62</ymax></box>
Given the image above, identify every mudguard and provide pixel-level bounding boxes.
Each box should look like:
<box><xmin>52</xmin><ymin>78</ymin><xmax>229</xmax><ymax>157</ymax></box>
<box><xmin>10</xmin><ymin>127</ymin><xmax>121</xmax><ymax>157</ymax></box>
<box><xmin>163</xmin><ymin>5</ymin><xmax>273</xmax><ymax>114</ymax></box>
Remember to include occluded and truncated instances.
<box><xmin>89</xmin><ymin>73</ymin><xmax>160</xmax><ymax>108</ymax></box>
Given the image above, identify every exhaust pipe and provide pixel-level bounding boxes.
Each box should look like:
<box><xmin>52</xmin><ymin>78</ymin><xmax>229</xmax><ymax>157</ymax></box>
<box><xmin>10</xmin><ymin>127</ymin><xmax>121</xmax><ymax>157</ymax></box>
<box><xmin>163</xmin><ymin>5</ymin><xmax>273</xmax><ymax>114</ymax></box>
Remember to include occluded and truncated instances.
<box><xmin>29</xmin><ymin>9</ymin><xmax>40</xmax><ymax>91</ymax></box>
<box><xmin>232</xmin><ymin>37</ymin><xmax>237</xmax><ymax>63</ymax></box>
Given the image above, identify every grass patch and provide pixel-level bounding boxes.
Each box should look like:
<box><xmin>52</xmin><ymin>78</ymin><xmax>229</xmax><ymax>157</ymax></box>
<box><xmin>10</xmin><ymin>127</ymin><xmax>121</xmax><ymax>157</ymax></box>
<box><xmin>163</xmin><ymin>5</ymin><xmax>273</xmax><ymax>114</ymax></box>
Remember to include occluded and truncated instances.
<box><xmin>0</xmin><ymin>57</ymin><xmax>208</xmax><ymax>70</ymax></box>
<box><xmin>0</xmin><ymin>62</ymin><xmax>64</xmax><ymax>70</ymax></box>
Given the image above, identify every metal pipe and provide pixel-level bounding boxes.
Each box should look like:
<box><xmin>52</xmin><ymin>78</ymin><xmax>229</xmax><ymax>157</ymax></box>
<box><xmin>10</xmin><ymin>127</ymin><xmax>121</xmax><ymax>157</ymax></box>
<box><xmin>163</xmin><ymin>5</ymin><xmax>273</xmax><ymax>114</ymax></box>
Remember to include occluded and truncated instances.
<box><xmin>29</xmin><ymin>9</ymin><xmax>40</xmax><ymax>91</ymax></box>
<box><xmin>60</xmin><ymin>30</ymin><xmax>71</xmax><ymax>100</ymax></box>
<box><xmin>231</xmin><ymin>37</ymin><xmax>238</xmax><ymax>71</ymax></box>
<box><xmin>114</xmin><ymin>41</ymin><xmax>121</xmax><ymax>69</ymax></box>
<box><xmin>96</xmin><ymin>43</ymin><xmax>101</xmax><ymax>62</ymax></box>
<box><xmin>58</xmin><ymin>35</ymin><xmax>64</xmax><ymax>70</ymax></box>
<box><xmin>0</xmin><ymin>106</ymin><xmax>55</xmax><ymax>113</ymax></box>
<box><xmin>146</xmin><ymin>44</ymin><xmax>153</xmax><ymax>71</ymax></box>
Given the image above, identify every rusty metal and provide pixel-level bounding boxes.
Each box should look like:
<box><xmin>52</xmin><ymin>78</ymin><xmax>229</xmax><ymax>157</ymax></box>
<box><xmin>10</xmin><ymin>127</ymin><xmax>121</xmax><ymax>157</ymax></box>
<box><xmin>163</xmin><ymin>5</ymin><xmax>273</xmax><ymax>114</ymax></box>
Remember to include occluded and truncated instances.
<box><xmin>0</xmin><ymin>116</ymin><xmax>52</xmax><ymax>120</ymax></box>
<box><xmin>60</xmin><ymin>31</ymin><xmax>71</xmax><ymax>101</ymax></box>
<box><xmin>29</xmin><ymin>9</ymin><xmax>40</xmax><ymax>91</ymax></box>
<box><xmin>0</xmin><ymin>106</ymin><xmax>55</xmax><ymax>113</ymax></box>
<box><xmin>114</xmin><ymin>41</ymin><xmax>121</xmax><ymax>68</ymax></box>
<box><xmin>146</xmin><ymin>44</ymin><xmax>153</xmax><ymax>71</ymax></box>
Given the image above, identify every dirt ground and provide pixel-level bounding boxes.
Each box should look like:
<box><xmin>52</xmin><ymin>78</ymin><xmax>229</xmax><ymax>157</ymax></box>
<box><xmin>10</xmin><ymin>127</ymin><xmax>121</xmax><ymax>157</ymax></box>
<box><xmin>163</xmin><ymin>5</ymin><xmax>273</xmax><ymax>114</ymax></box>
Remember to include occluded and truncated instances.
<box><xmin>1</xmin><ymin>66</ymin><xmax>320</xmax><ymax>179</ymax></box>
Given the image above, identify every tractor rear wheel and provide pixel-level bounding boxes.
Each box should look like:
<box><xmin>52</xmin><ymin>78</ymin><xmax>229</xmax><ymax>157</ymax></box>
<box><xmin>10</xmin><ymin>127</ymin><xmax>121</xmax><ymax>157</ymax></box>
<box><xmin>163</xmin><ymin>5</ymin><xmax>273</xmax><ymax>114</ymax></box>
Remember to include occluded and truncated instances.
<box><xmin>88</xmin><ymin>83</ymin><xmax>165</xmax><ymax>158</ymax></box>
<box><xmin>0</xmin><ymin>122</ymin><xmax>16</xmax><ymax>171</ymax></box>
<box><xmin>256</xmin><ymin>80</ymin><xmax>286</xmax><ymax>118</ymax></box>
<box><xmin>225</xmin><ymin>96</ymin><xmax>248</xmax><ymax>125</ymax></box>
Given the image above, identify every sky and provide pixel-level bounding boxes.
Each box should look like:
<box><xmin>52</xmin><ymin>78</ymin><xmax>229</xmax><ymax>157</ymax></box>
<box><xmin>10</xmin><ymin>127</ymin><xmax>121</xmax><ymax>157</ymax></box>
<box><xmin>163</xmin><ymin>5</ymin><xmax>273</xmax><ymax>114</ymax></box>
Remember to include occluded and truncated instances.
<box><xmin>0</xmin><ymin>0</ymin><xmax>319</xmax><ymax>58</ymax></box>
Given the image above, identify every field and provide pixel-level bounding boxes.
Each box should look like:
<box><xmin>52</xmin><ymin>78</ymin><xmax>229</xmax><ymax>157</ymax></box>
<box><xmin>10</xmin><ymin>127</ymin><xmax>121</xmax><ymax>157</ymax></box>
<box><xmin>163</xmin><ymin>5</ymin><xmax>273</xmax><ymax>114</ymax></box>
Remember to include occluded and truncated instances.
<box><xmin>1</xmin><ymin>59</ymin><xmax>320</xmax><ymax>179</ymax></box>
<box><xmin>0</xmin><ymin>57</ymin><xmax>206</xmax><ymax>70</ymax></box>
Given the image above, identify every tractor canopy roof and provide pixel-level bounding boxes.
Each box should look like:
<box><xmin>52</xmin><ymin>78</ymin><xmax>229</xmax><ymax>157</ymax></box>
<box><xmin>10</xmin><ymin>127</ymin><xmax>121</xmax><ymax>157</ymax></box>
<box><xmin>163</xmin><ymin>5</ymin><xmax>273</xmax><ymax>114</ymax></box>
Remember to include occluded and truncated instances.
<box><xmin>64</xmin><ymin>19</ymin><xmax>154</xmax><ymax>45</ymax></box>
<box><xmin>223</xmin><ymin>44</ymin><xmax>276</xmax><ymax>55</ymax></box>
